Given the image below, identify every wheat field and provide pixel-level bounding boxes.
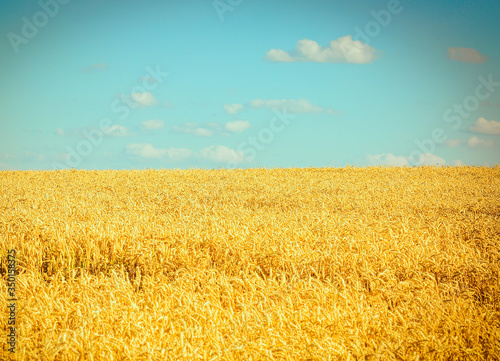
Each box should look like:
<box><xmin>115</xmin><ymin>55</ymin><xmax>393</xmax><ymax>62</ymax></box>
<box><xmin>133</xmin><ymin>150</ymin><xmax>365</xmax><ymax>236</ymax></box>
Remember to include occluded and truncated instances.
<box><xmin>1</xmin><ymin>166</ymin><xmax>499</xmax><ymax>360</ymax></box>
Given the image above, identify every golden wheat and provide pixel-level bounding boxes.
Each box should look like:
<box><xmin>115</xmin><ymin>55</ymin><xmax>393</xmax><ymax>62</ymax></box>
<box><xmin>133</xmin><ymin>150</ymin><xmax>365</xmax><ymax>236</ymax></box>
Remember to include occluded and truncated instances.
<box><xmin>0</xmin><ymin>166</ymin><xmax>499</xmax><ymax>360</ymax></box>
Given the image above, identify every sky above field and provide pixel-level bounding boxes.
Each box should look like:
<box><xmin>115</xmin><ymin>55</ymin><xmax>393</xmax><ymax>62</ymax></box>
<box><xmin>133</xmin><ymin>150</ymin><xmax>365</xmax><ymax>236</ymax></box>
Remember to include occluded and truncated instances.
<box><xmin>1</xmin><ymin>0</ymin><xmax>499</xmax><ymax>170</ymax></box>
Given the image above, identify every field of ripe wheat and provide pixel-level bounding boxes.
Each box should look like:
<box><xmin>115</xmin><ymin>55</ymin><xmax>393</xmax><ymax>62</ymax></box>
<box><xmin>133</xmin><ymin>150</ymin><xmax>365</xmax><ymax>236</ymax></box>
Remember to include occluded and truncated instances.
<box><xmin>1</xmin><ymin>166</ymin><xmax>499</xmax><ymax>360</ymax></box>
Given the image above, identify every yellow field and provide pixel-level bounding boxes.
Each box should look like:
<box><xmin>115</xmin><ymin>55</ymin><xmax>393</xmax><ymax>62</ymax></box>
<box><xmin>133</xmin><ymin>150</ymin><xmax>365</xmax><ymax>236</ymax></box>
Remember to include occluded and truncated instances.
<box><xmin>1</xmin><ymin>166</ymin><xmax>499</xmax><ymax>360</ymax></box>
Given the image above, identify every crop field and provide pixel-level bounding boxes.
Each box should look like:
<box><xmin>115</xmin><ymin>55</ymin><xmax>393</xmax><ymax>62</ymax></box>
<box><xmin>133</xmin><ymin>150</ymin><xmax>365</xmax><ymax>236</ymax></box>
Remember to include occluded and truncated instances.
<box><xmin>1</xmin><ymin>166</ymin><xmax>499</xmax><ymax>360</ymax></box>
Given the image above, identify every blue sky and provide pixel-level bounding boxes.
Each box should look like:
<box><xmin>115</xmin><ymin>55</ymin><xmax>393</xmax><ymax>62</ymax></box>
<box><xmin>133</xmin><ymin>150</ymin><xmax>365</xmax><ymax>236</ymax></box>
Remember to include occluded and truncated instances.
<box><xmin>1</xmin><ymin>0</ymin><xmax>499</xmax><ymax>170</ymax></box>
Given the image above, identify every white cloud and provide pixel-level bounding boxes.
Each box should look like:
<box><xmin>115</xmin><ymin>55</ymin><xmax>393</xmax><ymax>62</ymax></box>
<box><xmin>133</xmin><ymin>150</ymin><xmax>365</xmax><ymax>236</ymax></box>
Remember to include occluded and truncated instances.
<box><xmin>224</xmin><ymin>104</ymin><xmax>244</xmax><ymax>114</ymax></box>
<box><xmin>127</xmin><ymin>143</ymin><xmax>167</xmax><ymax>159</ymax></box>
<box><xmin>443</xmin><ymin>139</ymin><xmax>463</xmax><ymax>147</ymax></box>
<box><xmin>173</xmin><ymin>121</ymin><xmax>249</xmax><ymax>137</ymax></box>
<box><xmin>223</xmin><ymin>99</ymin><xmax>340</xmax><ymax>115</ymax></box>
<box><xmin>467</xmin><ymin>136</ymin><xmax>495</xmax><ymax>148</ymax></box>
<box><xmin>366</xmin><ymin>153</ymin><xmax>410</xmax><ymax>166</ymax></box>
<box><xmin>450</xmin><ymin>159</ymin><xmax>464</xmax><ymax>166</ymax></box>
<box><xmin>192</xmin><ymin>128</ymin><xmax>213</xmax><ymax>137</ymax></box>
<box><xmin>24</xmin><ymin>152</ymin><xmax>44</xmax><ymax>161</ymax></box>
<box><xmin>468</xmin><ymin>117</ymin><xmax>500</xmax><ymax>135</ymax></box>
<box><xmin>248</xmin><ymin>98</ymin><xmax>338</xmax><ymax>114</ymax></box>
<box><xmin>102</xmin><ymin>124</ymin><xmax>131</xmax><ymax>137</ymax></box>
<box><xmin>448</xmin><ymin>47</ymin><xmax>489</xmax><ymax>63</ymax></box>
<box><xmin>205</xmin><ymin>121</ymin><xmax>223</xmax><ymax>129</ymax></box>
<box><xmin>174</xmin><ymin>125</ymin><xmax>214</xmax><ymax>137</ymax></box>
<box><xmin>417</xmin><ymin>153</ymin><xmax>446</xmax><ymax>166</ymax></box>
<box><xmin>264</xmin><ymin>49</ymin><xmax>296</xmax><ymax>62</ymax></box>
<box><xmin>367</xmin><ymin>153</ymin><xmax>448</xmax><ymax>166</ymax></box>
<box><xmin>126</xmin><ymin>143</ymin><xmax>193</xmax><ymax>160</ymax></box>
<box><xmin>200</xmin><ymin>145</ymin><xmax>250</xmax><ymax>164</ymax></box>
<box><xmin>225</xmin><ymin>120</ymin><xmax>250</xmax><ymax>133</ymax></box>
<box><xmin>167</xmin><ymin>148</ymin><xmax>194</xmax><ymax>161</ymax></box>
<box><xmin>0</xmin><ymin>154</ymin><xmax>14</xmax><ymax>160</ymax></box>
<box><xmin>126</xmin><ymin>143</ymin><xmax>250</xmax><ymax>164</ymax></box>
<box><xmin>139</xmin><ymin>75</ymin><xmax>158</xmax><ymax>84</ymax></box>
<box><xmin>82</xmin><ymin>63</ymin><xmax>108</xmax><ymax>73</ymax></box>
<box><xmin>130</xmin><ymin>91</ymin><xmax>158</xmax><ymax>107</ymax></box>
<box><xmin>142</xmin><ymin>119</ymin><xmax>165</xmax><ymax>130</ymax></box>
<box><xmin>265</xmin><ymin>36</ymin><xmax>379</xmax><ymax>64</ymax></box>
<box><xmin>57</xmin><ymin>125</ymin><xmax>131</xmax><ymax>138</ymax></box>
